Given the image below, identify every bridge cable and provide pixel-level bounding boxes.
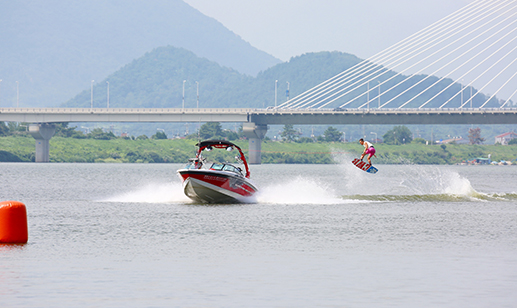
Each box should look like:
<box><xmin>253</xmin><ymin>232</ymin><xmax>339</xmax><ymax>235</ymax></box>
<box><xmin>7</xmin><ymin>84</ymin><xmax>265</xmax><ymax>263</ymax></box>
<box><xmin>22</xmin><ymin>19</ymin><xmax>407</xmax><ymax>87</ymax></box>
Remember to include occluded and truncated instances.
<box><xmin>281</xmin><ymin>0</ymin><xmax>517</xmax><ymax>111</ymax></box>
<box><xmin>284</xmin><ymin>0</ymin><xmax>490</xmax><ymax>108</ymax></box>
<box><xmin>276</xmin><ymin>0</ymin><xmax>486</xmax><ymax>109</ymax></box>
<box><xmin>321</xmin><ymin>0</ymin><xmax>512</xmax><ymax>109</ymax></box>
<box><xmin>418</xmin><ymin>28</ymin><xmax>517</xmax><ymax>108</ymax></box>
<box><xmin>473</xmin><ymin>57</ymin><xmax>517</xmax><ymax>108</ymax></box>
<box><xmin>483</xmin><ymin>69</ymin><xmax>517</xmax><ymax>108</ymax></box>
<box><xmin>439</xmin><ymin>43</ymin><xmax>517</xmax><ymax>108</ymax></box>
<box><xmin>388</xmin><ymin>11</ymin><xmax>517</xmax><ymax>109</ymax></box>
<box><xmin>350</xmin><ymin>0</ymin><xmax>514</xmax><ymax>109</ymax></box>
<box><xmin>500</xmin><ymin>88</ymin><xmax>517</xmax><ymax>108</ymax></box>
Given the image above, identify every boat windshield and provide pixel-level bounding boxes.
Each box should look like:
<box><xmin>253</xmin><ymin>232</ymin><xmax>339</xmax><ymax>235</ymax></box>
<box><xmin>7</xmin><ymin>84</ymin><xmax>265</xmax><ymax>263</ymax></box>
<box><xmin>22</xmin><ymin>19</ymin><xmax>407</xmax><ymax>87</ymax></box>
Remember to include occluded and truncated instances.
<box><xmin>223</xmin><ymin>164</ymin><xmax>241</xmax><ymax>174</ymax></box>
<box><xmin>209</xmin><ymin>163</ymin><xmax>242</xmax><ymax>175</ymax></box>
<box><xmin>210</xmin><ymin>163</ymin><xmax>224</xmax><ymax>171</ymax></box>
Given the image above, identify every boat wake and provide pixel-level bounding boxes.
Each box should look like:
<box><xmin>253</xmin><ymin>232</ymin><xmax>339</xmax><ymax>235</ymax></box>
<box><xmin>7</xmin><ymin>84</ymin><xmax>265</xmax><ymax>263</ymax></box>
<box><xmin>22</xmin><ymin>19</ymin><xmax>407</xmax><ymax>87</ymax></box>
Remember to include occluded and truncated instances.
<box><xmin>333</xmin><ymin>152</ymin><xmax>516</xmax><ymax>203</ymax></box>
<box><xmin>341</xmin><ymin>192</ymin><xmax>517</xmax><ymax>202</ymax></box>
<box><xmin>101</xmin><ymin>158</ymin><xmax>516</xmax><ymax>205</ymax></box>
<box><xmin>256</xmin><ymin>176</ymin><xmax>358</xmax><ymax>205</ymax></box>
<box><xmin>101</xmin><ymin>182</ymin><xmax>190</xmax><ymax>203</ymax></box>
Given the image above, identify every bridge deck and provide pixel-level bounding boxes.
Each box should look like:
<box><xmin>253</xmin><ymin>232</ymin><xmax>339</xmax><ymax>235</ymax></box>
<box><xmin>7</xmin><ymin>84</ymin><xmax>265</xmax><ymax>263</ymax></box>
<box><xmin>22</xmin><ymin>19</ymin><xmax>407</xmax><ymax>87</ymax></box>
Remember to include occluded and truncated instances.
<box><xmin>0</xmin><ymin>107</ymin><xmax>516</xmax><ymax>125</ymax></box>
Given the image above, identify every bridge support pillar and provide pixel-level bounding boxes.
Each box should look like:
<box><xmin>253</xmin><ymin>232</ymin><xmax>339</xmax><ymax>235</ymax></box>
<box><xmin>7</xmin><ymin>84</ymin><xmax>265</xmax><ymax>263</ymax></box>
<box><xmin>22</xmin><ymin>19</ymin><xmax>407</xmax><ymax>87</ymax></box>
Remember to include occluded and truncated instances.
<box><xmin>29</xmin><ymin>124</ymin><xmax>56</xmax><ymax>163</ymax></box>
<box><xmin>242</xmin><ymin>122</ymin><xmax>268</xmax><ymax>164</ymax></box>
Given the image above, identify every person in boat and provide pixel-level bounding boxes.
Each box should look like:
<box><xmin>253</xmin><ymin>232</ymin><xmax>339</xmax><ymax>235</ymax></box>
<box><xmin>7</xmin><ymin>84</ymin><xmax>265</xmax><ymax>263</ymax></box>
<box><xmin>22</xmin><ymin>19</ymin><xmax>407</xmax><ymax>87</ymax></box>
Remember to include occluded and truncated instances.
<box><xmin>192</xmin><ymin>158</ymin><xmax>203</xmax><ymax>169</ymax></box>
<box><xmin>359</xmin><ymin>138</ymin><xmax>377</xmax><ymax>165</ymax></box>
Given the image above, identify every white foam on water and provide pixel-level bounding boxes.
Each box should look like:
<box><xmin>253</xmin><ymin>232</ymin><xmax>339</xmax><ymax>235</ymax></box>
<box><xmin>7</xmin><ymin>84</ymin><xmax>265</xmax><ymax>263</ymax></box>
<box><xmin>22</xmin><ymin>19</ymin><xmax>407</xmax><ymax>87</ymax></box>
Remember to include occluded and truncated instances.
<box><xmin>398</xmin><ymin>166</ymin><xmax>480</xmax><ymax>197</ymax></box>
<box><xmin>332</xmin><ymin>152</ymin><xmax>377</xmax><ymax>195</ymax></box>
<box><xmin>256</xmin><ymin>176</ymin><xmax>352</xmax><ymax>205</ymax></box>
<box><xmin>332</xmin><ymin>151</ymin><xmax>483</xmax><ymax>199</ymax></box>
<box><xmin>441</xmin><ymin>171</ymin><xmax>477</xmax><ymax>196</ymax></box>
<box><xmin>101</xmin><ymin>182</ymin><xmax>191</xmax><ymax>203</ymax></box>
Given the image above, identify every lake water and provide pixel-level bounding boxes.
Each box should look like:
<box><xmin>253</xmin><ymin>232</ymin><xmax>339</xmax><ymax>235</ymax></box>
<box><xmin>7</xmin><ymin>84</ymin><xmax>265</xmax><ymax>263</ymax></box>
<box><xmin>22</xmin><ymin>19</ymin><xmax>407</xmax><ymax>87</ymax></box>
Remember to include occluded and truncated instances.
<box><xmin>1</xmin><ymin>158</ymin><xmax>516</xmax><ymax>307</ymax></box>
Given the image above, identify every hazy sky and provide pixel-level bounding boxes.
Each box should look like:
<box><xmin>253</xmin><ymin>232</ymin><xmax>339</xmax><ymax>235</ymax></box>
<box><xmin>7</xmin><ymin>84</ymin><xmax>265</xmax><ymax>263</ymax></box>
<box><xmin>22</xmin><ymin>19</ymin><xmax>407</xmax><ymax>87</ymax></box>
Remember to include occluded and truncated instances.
<box><xmin>184</xmin><ymin>0</ymin><xmax>473</xmax><ymax>61</ymax></box>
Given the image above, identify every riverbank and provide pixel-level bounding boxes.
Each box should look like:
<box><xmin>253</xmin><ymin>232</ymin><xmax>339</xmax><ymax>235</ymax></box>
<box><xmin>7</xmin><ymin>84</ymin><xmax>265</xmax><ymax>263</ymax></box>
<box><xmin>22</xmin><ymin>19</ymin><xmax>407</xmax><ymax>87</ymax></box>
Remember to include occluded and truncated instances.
<box><xmin>1</xmin><ymin>136</ymin><xmax>516</xmax><ymax>164</ymax></box>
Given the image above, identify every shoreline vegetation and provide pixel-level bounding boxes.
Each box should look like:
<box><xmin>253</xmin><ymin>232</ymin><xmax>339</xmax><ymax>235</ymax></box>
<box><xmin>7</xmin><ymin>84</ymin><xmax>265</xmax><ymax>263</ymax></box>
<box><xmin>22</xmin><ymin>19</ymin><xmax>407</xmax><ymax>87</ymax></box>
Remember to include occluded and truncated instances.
<box><xmin>1</xmin><ymin>136</ymin><xmax>516</xmax><ymax>165</ymax></box>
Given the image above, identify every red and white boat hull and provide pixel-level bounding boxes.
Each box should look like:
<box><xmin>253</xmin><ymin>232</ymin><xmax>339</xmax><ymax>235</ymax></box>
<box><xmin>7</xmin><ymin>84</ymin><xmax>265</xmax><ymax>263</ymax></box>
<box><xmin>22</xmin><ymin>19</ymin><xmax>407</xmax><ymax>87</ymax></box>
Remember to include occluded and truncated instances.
<box><xmin>178</xmin><ymin>169</ymin><xmax>258</xmax><ymax>203</ymax></box>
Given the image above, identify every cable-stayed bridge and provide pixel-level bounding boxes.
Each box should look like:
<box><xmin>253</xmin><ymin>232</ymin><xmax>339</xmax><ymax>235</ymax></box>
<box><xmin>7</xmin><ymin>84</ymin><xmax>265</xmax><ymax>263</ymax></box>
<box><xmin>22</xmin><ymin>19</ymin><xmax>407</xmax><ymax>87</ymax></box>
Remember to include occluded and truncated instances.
<box><xmin>278</xmin><ymin>0</ymin><xmax>517</xmax><ymax>111</ymax></box>
<box><xmin>1</xmin><ymin>0</ymin><xmax>517</xmax><ymax>163</ymax></box>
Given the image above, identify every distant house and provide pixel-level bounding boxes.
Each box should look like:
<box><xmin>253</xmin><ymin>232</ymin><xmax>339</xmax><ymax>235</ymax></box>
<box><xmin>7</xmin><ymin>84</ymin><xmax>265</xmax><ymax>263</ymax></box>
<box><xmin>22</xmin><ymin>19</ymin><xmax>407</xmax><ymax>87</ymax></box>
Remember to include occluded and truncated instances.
<box><xmin>494</xmin><ymin>132</ymin><xmax>517</xmax><ymax>145</ymax></box>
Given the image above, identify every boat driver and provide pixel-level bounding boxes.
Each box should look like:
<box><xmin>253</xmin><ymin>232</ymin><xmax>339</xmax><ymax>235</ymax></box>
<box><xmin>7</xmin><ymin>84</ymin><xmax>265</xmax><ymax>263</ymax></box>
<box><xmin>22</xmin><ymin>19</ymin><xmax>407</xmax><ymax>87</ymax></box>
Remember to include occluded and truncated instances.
<box><xmin>194</xmin><ymin>158</ymin><xmax>203</xmax><ymax>169</ymax></box>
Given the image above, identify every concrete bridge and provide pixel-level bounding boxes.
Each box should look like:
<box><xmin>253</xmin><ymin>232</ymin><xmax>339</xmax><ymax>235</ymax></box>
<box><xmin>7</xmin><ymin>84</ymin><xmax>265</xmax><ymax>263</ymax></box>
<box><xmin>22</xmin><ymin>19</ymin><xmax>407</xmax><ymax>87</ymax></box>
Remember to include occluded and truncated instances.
<box><xmin>1</xmin><ymin>107</ymin><xmax>517</xmax><ymax>163</ymax></box>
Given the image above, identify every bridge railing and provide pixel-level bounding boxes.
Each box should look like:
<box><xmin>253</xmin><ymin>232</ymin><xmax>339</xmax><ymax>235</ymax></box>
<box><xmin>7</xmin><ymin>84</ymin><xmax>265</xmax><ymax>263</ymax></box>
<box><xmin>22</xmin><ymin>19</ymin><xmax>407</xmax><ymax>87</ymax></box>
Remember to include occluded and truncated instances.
<box><xmin>257</xmin><ymin>107</ymin><xmax>517</xmax><ymax>113</ymax></box>
<box><xmin>1</xmin><ymin>107</ymin><xmax>516</xmax><ymax>115</ymax></box>
<box><xmin>0</xmin><ymin>107</ymin><xmax>256</xmax><ymax>114</ymax></box>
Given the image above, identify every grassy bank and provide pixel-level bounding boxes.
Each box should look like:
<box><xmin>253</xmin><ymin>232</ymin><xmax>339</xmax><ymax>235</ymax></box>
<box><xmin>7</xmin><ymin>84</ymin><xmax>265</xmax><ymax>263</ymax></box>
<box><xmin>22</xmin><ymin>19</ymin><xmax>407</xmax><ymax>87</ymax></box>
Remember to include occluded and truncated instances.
<box><xmin>1</xmin><ymin>136</ymin><xmax>517</xmax><ymax>164</ymax></box>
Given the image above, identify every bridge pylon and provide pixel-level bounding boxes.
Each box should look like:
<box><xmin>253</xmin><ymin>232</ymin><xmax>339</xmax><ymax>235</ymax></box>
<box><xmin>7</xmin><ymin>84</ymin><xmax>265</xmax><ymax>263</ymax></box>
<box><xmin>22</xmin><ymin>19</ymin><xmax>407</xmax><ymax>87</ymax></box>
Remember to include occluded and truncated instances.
<box><xmin>29</xmin><ymin>123</ymin><xmax>56</xmax><ymax>163</ymax></box>
<box><xmin>242</xmin><ymin>122</ymin><xmax>268</xmax><ymax>164</ymax></box>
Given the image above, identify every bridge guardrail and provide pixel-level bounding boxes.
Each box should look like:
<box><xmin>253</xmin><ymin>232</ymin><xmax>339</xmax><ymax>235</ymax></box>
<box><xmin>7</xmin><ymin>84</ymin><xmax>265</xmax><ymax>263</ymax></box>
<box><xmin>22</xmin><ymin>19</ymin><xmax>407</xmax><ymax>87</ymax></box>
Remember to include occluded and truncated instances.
<box><xmin>0</xmin><ymin>108</ymin><xmax>256</xmax><ymax>114</ymax></box>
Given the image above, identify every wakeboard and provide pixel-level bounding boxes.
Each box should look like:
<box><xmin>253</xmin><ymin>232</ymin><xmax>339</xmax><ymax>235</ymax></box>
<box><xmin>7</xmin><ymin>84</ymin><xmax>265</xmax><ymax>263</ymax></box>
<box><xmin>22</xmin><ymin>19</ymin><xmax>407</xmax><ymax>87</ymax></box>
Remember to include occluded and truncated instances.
<box><xmin>352</xmin><ymin>158</ymin><xmax>378</xmax><ymax>174</ymax></box>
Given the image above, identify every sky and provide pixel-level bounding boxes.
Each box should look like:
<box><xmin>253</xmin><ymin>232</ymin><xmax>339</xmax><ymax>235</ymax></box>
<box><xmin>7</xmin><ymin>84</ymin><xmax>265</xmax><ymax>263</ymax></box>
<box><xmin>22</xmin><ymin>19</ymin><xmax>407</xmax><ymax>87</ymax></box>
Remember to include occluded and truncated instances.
<box><xmin>183</xmin><ymin>0</ymin><xmax>517</xmax><ymax>101</ymax></box>
<box><xmin>183</xmin><ymin>0</ymin><xmax>474</xmax><ymax>61</ymax></box>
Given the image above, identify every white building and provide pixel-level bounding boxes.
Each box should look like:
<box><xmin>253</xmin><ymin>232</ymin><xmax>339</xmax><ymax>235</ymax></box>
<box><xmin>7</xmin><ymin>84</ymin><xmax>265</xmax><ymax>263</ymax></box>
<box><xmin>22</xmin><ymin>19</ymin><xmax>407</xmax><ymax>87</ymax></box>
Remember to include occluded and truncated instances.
<box><xmin>494</xmin><ymin>132</ymin><xmax>517</xmax><ymax>145</ymax></box>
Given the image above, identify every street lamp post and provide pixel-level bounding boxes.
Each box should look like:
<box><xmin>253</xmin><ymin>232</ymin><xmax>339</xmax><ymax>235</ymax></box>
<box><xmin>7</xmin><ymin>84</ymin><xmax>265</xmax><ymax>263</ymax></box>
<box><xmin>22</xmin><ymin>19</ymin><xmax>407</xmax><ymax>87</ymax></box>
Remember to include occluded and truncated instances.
<box><xmin>377</xmin><ymin>81</ymin><xmax>381</xmax><ymax>108</ymax></box>
<box><xmin>91</xmin><ymin>80</ymin><xmax>94</xmax><ymax>109</ymax></box>
<box><xmin>275</xmin><ymin>80</ymin><xmax>278</xmax><ymax>108</ymax></box>
<box><xmin>461</xmin><ymin>80</ymin><xmax>464</xmax><ymax>106</ymax></box>
<box><xmin>371</xmin><ymin>132</ymin><xmax>377</xmax><ymax>143</ymax></box>
<box><xmin>470</xmin><ymin>85</ymin><xmax>473</xmax><ymax>108</ymax></box>
<box><xmin>106</xmin><ymin>81</ymin><xmax>109</xmax><ymax>108</ymax></box>
<box><xmin>182</xmin><ymin>80</ymin><xmax>186</xmax><ymax>109</ymax></box>
<box><xmin>286</xmin><ymin>81</ymin><xmax>290</xmax><ymax>101</ymax></box>
<box><xmin>16</xmin><ymin>81</ymin><xmax>19</xmax><ymax>107</ymax></box>
<box><xmin>367</xmin><ymin>81</ymin><xmax>370</xmax><ymax>110</ymax></box>
<box><xmin>196</xmin><ymin>81</ymin><xmax>199</xmax><ymax>109</ymax></box>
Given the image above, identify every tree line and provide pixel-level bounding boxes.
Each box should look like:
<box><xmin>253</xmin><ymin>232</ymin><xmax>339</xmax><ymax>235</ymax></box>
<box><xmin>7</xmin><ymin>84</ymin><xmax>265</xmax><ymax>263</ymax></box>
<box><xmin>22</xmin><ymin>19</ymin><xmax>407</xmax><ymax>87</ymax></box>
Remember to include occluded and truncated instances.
<box><xmin>1</xmin><ymin>120</ymin><xmax>492</xmax><ymax>145</ymax></box>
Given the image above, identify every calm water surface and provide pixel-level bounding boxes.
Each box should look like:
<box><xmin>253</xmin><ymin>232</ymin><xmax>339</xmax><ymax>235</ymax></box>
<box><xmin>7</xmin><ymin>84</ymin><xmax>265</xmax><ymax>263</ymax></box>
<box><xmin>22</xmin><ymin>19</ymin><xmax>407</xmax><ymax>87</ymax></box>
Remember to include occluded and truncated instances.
<box><xmin>1</xmin><ymin>161</ymin><xmax>516</xmax><ymax>307</ymax></box>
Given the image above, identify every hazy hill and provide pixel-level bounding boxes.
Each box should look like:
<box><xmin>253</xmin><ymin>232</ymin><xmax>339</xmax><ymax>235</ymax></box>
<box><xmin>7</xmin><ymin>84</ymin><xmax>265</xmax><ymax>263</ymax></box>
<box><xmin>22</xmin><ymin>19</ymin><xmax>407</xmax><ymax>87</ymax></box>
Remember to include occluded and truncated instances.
<box><xmin>64</xmin><ymin>48</ymin><xmax>365</xmax><ymax>108</ymax></box>
<box><xmin>65</xmin><ymin>47</ymin><xmax>495</xmax><ymax>110</ymax></box>
<box><xmin>0</xmin><ymin>0</ymin><xmax>280</xmax><ymax>108</ymax></box>
<box><xmin>64</xmin><ymin>46</ymin><xmax>254</xmax><ymax>108</ymax></box>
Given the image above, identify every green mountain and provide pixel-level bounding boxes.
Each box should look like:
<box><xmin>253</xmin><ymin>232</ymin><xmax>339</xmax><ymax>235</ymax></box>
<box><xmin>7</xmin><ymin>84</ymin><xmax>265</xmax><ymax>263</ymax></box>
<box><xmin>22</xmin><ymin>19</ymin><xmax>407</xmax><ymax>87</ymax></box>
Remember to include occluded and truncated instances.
<box><xmin>64</xmin><ymin>48</ymin><xmax>365</xmax><ymax>108</ymax></box>
<box><xmin>0</xmin><ymin>0</ymin><xmax>280</xmax><ymax>108</ymax></box>
<box><xmin>65</xmin><ymin>46</ymin><xmax>496</xmax><ymax>110</ymax></box>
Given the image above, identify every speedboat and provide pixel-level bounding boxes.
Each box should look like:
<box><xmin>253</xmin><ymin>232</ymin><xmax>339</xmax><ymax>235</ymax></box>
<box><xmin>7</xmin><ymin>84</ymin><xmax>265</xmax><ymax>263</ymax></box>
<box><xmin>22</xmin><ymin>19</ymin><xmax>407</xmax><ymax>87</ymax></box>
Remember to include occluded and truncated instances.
<box><xmin>177</xmin><ymin>140</ymin><xmax>258</xmax><ymax>203</ymax></box>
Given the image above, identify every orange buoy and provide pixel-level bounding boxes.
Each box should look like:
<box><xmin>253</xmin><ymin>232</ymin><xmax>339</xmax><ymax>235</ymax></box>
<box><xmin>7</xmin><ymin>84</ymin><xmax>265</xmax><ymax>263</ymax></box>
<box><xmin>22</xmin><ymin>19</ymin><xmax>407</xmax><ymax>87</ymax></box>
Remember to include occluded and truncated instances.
<box><xmin>0</xmin><ymin>201</ymin><xmax>28</xmax><ymax>244</ymax></box>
